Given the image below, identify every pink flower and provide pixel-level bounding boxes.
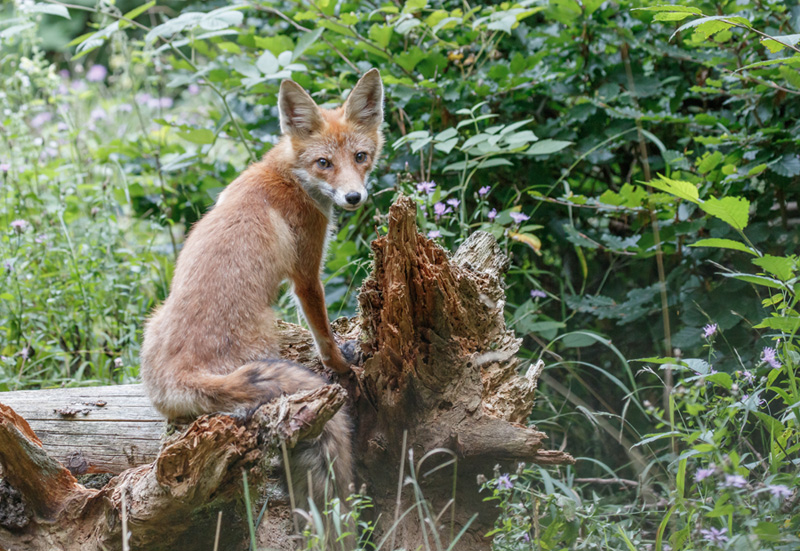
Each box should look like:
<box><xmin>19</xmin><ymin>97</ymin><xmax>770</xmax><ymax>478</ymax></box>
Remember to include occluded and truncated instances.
<box><xmin>509</xmin><ymin>211</ymin><xmax>530</xmax><ymax>224</ymax></box>
<box><xmin>30</xmin><ymin>112</ymin><xmax>52</xmax><ymax>128</ymax></box>
<box><xmin>496</xmin><ymin>474</ymin><xmax>513</xmax><ymax>490</ymax></box>
<box><xmin>0</xmin><ymin>163</ymin><xmax>10</xmax><ymax>172</ymax></box>
<box><xmin>446</xmin><ymin>198</ymin><xmax>460</xmax><ymax>209</ymax></box>
<box><xmin>702</xmin><ymin>323</ymin><xmax>717</xmax><ymax>338</ymax></box>
<box><xmin>723</xmin><ymin>474</ymin><xmax>747</xmax><ymax>488</ymax></box>
<box><xmin>427</xmin><ymin>230</ymin><xmax>441</xmax><ymax>238</ymax></box>
<box><xmin>695</xmin><ymin>466</ymin><xmax>715</xmax><ymax>482</ymax></box>
<box><xmin>700</xmin><ymin>527</ymin><xmax>728</xmax><ymax>545</ymax></box>
<box><xmin>10</xmin><ymin>219</ymin><xmax>28</xmax><ymax>232</ymax></box>
<box><xmin>416</xmin><ymin>181</ymin><xmax>436</xmax><ymax>194</ymax></box>
<box><xmin>188</xmin><ymin>83</ymin><xmax>200</xmax><ymax>95</ymax></box>
<box><xmin>478</xmin><ymin>185</ymin><xmax>491</xmax><ymax>197</ymax></box>
<box><xmin>487</xmin><ymin>208</ymin><xmax>497</xmax><ymax>221</ymax></box>
<box><xmin>767</xmin><ymin>484</ymin><xmax>792</xmax><ymax>498</ymax></box>
<box><xmin>434</xmin><ymin>202</ymin><xmax>451</xmax><ymax>218</ymax></box>
<box><xmin>86</xmin><ymin>65</ymin><xmax>108</xmax><ymax>82</ymax></box>
<box><xmin>530</xmin><ymin>290</ymin><xmax>546</xmax><ymax>299</ymax></box>
<box><xmin>761</xmin><ymin>346</ymin><xmax>781</xmax><ymax>369</ymax></box>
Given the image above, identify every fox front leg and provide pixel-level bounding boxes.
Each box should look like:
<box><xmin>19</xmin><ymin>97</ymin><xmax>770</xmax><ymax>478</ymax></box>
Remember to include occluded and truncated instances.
<box><xmin>292</xmin><ymin>277</ymin><xmax>351</xmax><ymax>374</ymax></box>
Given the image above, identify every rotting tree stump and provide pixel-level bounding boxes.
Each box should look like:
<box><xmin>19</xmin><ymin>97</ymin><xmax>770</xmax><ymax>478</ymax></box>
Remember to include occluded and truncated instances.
<box><xmin>0</xmin><ymin>196</ymin><xmax>573</xmax><ymax>551</ymax></box>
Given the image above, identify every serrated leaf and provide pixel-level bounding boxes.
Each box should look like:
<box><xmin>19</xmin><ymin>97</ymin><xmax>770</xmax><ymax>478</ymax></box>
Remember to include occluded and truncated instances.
<box><xmin>770</xmin><ymin>155</ymin><xmax>800</xmax><ymax>177</ymax></box>
<box><xmin>753</xmin><ymin>316</ymin><xmax>800</xmax><ymax>333</ymax></box>
<box><xmin>646</xmin><ymin>175</ymin><xmax>700</xmax><ymax>203</ymax></box>
<box><xmin>761</xmin><ymin>34</ymin><xmax>800</xmax><ymax>53</ymax></box>
<box><xmin>700</xmin><ymin>196</ymin><xmax>750</xmax><ymax>230</ymax></box>
<box><xmin>671</xmin><ymin>15</ymin><xmax>751</xmax><ymax>41</ymax></box>
<box><xmin>689</xmin><ymin>238</ymin><xmax>757</xmax><ymax>256</ymax></box>
<box><xmin>752</xmin><ymin>255</ymin><xmax>796</xmax><ymax>282</ymax></box>
<box><xmin>634</xmin><ymin>6</ymin><xmax>704</xmax><ymax>15</ymax></box>
<box><xmin>28</xmin><ymin>3</ymin><xmax>70</xmax><ymax>19</ymax></box>
<box><xmin>654</xmin><ymin>12</ymin><xmax>693</xmax><ymax>21</ymax></box>
<box><xmin>525</xmin><ymin>139</ymin><xmax>572</xmax><ymax>155</ymax></box>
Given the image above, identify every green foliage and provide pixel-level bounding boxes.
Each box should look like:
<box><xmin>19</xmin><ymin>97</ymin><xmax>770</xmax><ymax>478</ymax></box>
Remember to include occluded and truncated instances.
<box><xmin>1</xmin><ymin>0</ymin><xmax>799</xmax><ymax>549</ymax></box>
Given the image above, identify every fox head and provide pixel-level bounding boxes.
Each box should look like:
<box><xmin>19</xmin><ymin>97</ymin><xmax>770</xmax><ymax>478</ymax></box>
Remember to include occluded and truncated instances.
<box><xmin>278</xmin><ymin>69</ymin><xmax>384</xmax><ymax>212</ymax></box>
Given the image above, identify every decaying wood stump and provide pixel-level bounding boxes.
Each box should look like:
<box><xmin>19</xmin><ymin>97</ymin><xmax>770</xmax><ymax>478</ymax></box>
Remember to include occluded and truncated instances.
<box><xmin>0</xmin><ymin>195</ymin><xmax>573</xmax><ymax>550</ymax></box>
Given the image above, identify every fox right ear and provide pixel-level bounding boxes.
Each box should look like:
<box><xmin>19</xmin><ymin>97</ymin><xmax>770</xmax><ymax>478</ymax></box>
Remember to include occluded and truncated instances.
<box><xmin>278</xmin><ymin>80</ymin><xmax>323</xmax><ymax>138</ymax></box>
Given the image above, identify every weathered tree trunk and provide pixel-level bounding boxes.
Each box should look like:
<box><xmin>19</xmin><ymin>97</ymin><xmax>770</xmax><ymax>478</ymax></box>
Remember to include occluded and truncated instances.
<box><xmin>0</xmin><ymin>196</ymin><xmax>572</xmax><ymax>550</ymax></box>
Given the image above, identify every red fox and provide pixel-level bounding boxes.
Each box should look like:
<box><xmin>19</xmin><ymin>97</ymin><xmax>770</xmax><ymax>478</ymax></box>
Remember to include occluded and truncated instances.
<box><xmin>140</xmin><ymin>69</ymin><xmax>384</xmax><ymax>506</ymax></box>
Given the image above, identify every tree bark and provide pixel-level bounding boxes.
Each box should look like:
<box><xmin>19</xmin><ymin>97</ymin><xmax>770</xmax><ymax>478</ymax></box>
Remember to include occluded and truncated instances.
<box><xmin>0</xmin><ymin>196</ymin><xmax>573</xmax><ymax>550</ymax></box>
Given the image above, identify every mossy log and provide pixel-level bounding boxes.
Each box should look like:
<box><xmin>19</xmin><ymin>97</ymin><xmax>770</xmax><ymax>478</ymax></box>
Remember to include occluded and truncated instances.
<box><xmin>0</xmin><ymin>196</ymin><xmax>573</xmax><ymax>551</ymax></box>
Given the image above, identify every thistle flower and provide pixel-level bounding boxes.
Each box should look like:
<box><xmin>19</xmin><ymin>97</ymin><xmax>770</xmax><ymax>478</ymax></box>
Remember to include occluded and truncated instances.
<box><xmin>767</xmin><ymin>484</ymin><xmax>792</xmax><ymax>498</ymax></box>
<box><xmin>723</xmin><ymin>474</ymin><xmax>747</xmax><ymax>488</ymax></box>
<box><xmin>427</xmin><ymin>230</ymin><xmax>441</xmax><ymax>239</ymax></box>
<box><xmin>531</xmin><ymin>290</ymin><xmax>546</xmax><ymax>299</ymax></box>
<box><xmin>702</xmin><ymin>323</ymin><xmax>717</xmax><ymax>338</ymax></box>
<box><xmin>761</xmin><ymin>346</ymin><xmax>781</xmax><ymax>369</ymax></box>
<box><xmin>10</xmin><ymin>219</ymin><xmax>28</xmax><ymax>233</ymax></box>
<box><xmin>416</xmin><ymin>181</ymin><xmax>436</xmax><ymax>194</ymax></box>
<box><xmin>695</xmin><ymin>466</ymin><xmax>715</xmax><ymax>482</ymax></box>
<box><xmin>478</xmin><ymin>185</ymin><xmax>491</xmax><ymax>197</ymax></box>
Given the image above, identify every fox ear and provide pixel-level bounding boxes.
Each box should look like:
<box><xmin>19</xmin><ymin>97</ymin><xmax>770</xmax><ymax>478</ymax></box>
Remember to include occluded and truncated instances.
<box><xmin>279</xmin><ymin>80</ymin><xmax>323</xmax><ymax>137</ymax></box>
<box><xmin>344</xmin><ymin>69</ymin><xmax>384</xmax><ymax>130</ymax></box>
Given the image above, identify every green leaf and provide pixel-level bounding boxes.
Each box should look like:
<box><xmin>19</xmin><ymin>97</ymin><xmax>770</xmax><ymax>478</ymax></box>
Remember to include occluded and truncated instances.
<box><xmin>697</xmin><ymin>150</ymin><xmax>723</xmax><ymax>174</ymax></box>
<box><xmin>761</xmin><ymin>34</ymin><xmax>800</xmax><ymax>54</ymax></box>
<box><xmin>256</xmin><ymin>50</ymin><xmax>279</xmax><ymax>75</ymax></box>
<box><xmin>753</xmin><ymin>315</ymin><xmax>800</xmax><ymax>333</ymax></box>
<box><xmin>177</xmin><ymin>128</ymin><xmax>215</xmax><ymax>145</ymax></box>
<box><xmin>654</xmin><ymin>12</ymin><xmax>693</xmax><ymax>22</ymax></box>
<box><xmin>689</xmin><ymin>238</ymin><xmax>757</xmax><ymax>256</ymax></box>
<box><xmin>706</xmin><ymin>372</ymin><xmax>732</xmax><ymax>390</ymax></box>
<box><xmin>700</xmin><ymin>196</ymin><xmax>750</xmax><ymax>230</ymax></box>
<box><xmin>725</xmin><ymin>274</ymin><xmax>785</xmax><ymax>290</ymax></box>
<box><xmin>525</xmin><ymin>139</ymin><xmax>572</xmax><ymax>155</ymax></box>
<box><xmin>434</xmin><ymin>138</ymin><xmax>459</xmax><ymax>154</ymax></box>
<box><xmin>671</xmin><ymin>15</ymin><xmax>751</xmax><ymax>41</ymax></box>
<box><xmin>28</xmin><ymin>3</ymin><xmax>71</xmax><ymax>19</ymax></box>
<box><xmin>646</xmin><ymin>175</ymin><xmax>699</xmax><ymax>203</ymax></box>
<box><xmin>634</xmin><ymin>6</ymin><xmax>704</xmax><ymax>15</ymax></box>
<box><xmin>752</xmin><ymin>255</ymin><xmax>796</xmax><ymax>282</ymax></box>
<box><xmin>123</xmin><ymin>1</ymin><xmax>155</xmax><ymax>21</ymax></box>
<box><xmin>368</xmin><ymin>24</ymin><xmax>393</xmax><ymax>48</ymax></box>
<box><xmin>292</xmin><ymin>28</ymin><xmax>324</xmax><ymax>61</ymax></box>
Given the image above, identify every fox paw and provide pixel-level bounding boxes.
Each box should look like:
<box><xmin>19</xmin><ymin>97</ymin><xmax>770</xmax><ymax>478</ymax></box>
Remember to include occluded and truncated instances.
<box><xmin>339</xmin><ymin>340</ymin><xmax>362</xmax><ymax>366</ymax></box>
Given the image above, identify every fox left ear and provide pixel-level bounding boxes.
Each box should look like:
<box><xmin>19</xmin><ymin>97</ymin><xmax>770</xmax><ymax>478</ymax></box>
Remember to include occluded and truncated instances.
<box><xmin>344</xmin><ymin>69</ymin><xmax>384</xmax><ymax>130</ymax></box>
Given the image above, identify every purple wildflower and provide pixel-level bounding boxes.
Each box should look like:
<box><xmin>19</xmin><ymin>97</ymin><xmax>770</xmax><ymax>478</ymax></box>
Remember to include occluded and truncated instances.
<box><xmin>3</xmin><ymin>260</ymin><xmax>13</xmax><ymax>271</ymax></box>
<box><xmin>446</xmin><ymin>198</ymin><xmax>460</xmax><ymax>209</ymax></box>
<box><xmin>767</xmin><ymin>484</ymin><xmax>792</xmax><ymax>498</ymax></box>
<box><xmin>699</xmin><ymin>527</ymin><xmax>728</xmax><ymax>545</ymax></box>
<box><xmin>531</xmin><ymin>290</ymin><xmax>546</xmax><ymax>299</ymax></box>
<box><xmin>761</xmin><ymin>347</ymin><xmax>781</xmax><ymax>369</ymax></box>
<box><xmin>496</xmin><ymin>474</ymin><xmax>513</xmax><ymax>490</ymax></box>
<box><xmin>34</xmin><ymin>234</ymin><xmax>47</xmax><ymax>244</ymax></box>
<box><xmin>117</xmin><ymin>103</ymin><xmax>133</xmax><ymax>113</ymax></box>
<box><xmin>427</xmin><ymin>230</ymin><xmax>441</xmax><ymax>239</ymax></box>
<box><xmin>30</xmin><ymin>112</ymin><xmax>52</xmax><ymax>128</ymax></box>
<box><xmin>433</xmin><ymin>202</ymin><xmax>451</xmax><ymax>218</ymax></box>
<box><xmin>0</xmin><ymin>163</ymin><xmax>10</xmax><ymax>172</ymax></box>
<box><xmin>135</xmin><ymin>92</ymin><xmax>152</xmax><ymax>105</ymax></box>
<box><xmin>86</xmin><ymin>65</ymin><xmax>108</xmax><ymax>82</ymax></box>
<box><xmin>487</xmin><ymin>208</ymin><xmax>497</xmax><ymax>221</ymax></box>
<box><xmin>741</xmin><ymin>370</ymin><xmax>754</xmax><ymax>384</ymax></box>
<box><xmin>59</xmin><ymin>69</ymin><xmax>70</xmax><ymax>79</ymax></box>
<box><xmin>478</xmin><ymin>185</ymin><xmax>491</xmax><ymax>197</ymax></box>
<box><xmin>702</xmin><ymin>323</ymin><xmax>717</xmax><ymax>338</ymax></box>
<box><xmin>90</xmin><ymin>107</ymin><xmax>107</xmax><ymax>121</ymax></box>
<box><xmin>159</xmin><ymin>97</ymin><xmax>174</xmax><ymax>109</ymax></box>
<box><xmin>723</xmin><ymin>474</ymin><xmax>747</xmax><ymax>488</ymax></box>
<box><xmin>20</xmin><ymin>347</ymin><xmax>29</xmax><ymax>360</ymax></box>
<box><xmin>695</xmin><ymin>466</ymin><xmax>715</xmax><ymax>482</ymax></box>
<box><xmin>416</xmin><ymin>181</ymin><xmax>436</xmax><ymax>195</ymax></box>
<box><xmin>188</xmin><ymin>83</ymin><xmax>200</xmax><ymax>95</ymax></box>
<box><xmin>509</xmin><ymin>211</ymin><xmax>530</xmax><ymax>224</ymax></box>
<box><xmin>10</xmin><ymin>219</ymin><xmax>28</xmax><ymax>233</ymax></box>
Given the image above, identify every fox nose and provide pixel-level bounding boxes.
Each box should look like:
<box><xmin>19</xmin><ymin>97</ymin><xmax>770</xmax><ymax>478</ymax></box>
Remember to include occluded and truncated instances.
<box><xmin>345</xmin><ymin>192</ymin><xmax>362</xmax><ymax>205</ymax></box>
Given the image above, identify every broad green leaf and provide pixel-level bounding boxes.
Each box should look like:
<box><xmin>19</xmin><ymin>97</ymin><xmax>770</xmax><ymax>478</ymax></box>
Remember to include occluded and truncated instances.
<box><xmin>689</xmin><ymin>238</ymin><xmax>757</xmax><ymax>256</ymax></box>
<box><xmin>525</xmin><ymin>139</ymin><xmax>572</xmax><ymax>155</ymax></box>
<box><xmin>435</xmin><ymin>127</ymin><xmax>458</xmax><ymax>141</ymax></box>
<box><xmin>123</xmin><ymin>1</ymin><xmax>155</xmax><ymax>21</ymax></box>
<box><xmin>292</xmin><ymin>28</ymin><xmax>324</xmax><ymax>61</ymax></box>
<box><xmin>706</xmin><ymin>372</ymin><xmax>732</xmax><ymax>390</ymax></box>
<box><xmin>697</xmin><ymin>150</ymin><xmax>723</xmax><ymax>174</ymax></box>
<box><xmin>654</xmin><ymin>12</ymin><xmax>693</xmax><ymax>22</ymax></box>
<box><xmin>646</xmin><ymin>175</ymin><xmax>699</xmax><ymax>203</ymax></box>
<box><xmin>177</xmin><ymin>128</ymin><xmax>215</xmax><ymax>145</ymax></box>
<box><xmin>761</xmin><ymin>34</ymin><xmax>800</xmax><ymax>53</ymax></box>
<box><xmin>433</xmin><ymin>138</ymin><xmax>459</xmax><ymax>154</ymax></box>
<box><xmin>725</xmin><ymin>273</ymin><xmax>785</xmax><ymax>289</ymax></box>
<box><xmin>368</xmin><ymin>24</ymin><xmax>393</xmax><ymax>48</ymax></box>
<box><xmin>752</xmin><ymin>255</ymin><xmax>796</xmax><ymax>282</ymax></box>
<box><xmin>700</xmin><ymin>196</ymin><xmax>750</xmax><ymax>230</ymax></box>
<box><xmin>28</xmin><ymin>3</ymin><xmax>70</xmax><ymax>19</ymax></box>
<box><xmin>753</xmin><ymin>316</ymin><xmax>800</xmax><ymax>333</ymax></box>
<box><xmin>671</xmin><ymin>15</ymin><xmax>751</xmax><ymax>41</ymax></box>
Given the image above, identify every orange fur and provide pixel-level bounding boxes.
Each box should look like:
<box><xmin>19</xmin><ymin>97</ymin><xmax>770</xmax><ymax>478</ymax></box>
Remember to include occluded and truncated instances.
<box><xmin>140</xmin><ymin>70</ymin><xmax>384</xmax><ymax>507</ymax></box>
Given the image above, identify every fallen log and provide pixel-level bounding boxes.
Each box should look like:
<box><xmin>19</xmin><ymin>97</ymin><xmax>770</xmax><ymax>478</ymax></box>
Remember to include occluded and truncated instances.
<box><xmin>0</xmin><ymin>195</ymin><xmax>574</xmax><ymax>550</ymax></box>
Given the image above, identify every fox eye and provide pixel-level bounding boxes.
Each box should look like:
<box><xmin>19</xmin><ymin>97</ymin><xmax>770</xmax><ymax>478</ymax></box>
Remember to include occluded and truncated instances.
<box><xmin>317</xmin><ymin>158</ymin><xmax>331</xmax><ymax>169</ymax></box>
<box><xmin>355</xmin><ymin>152</ymin><xmax>367</xmax><ymax>164</ymax></box>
